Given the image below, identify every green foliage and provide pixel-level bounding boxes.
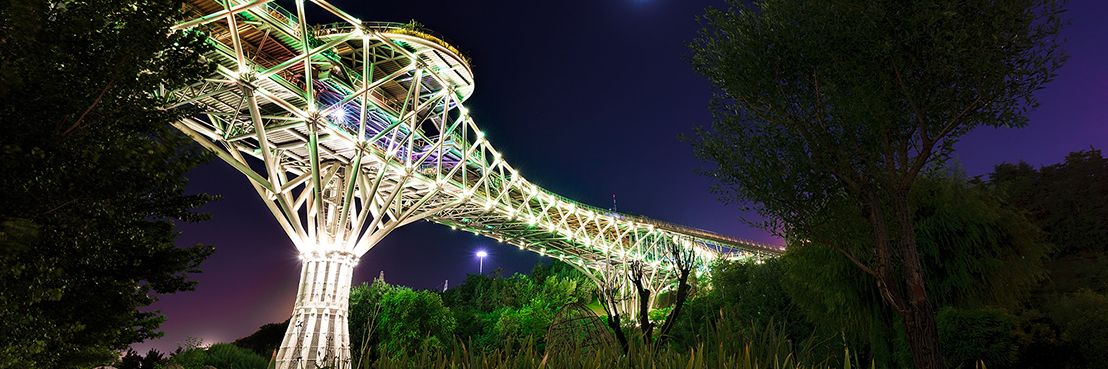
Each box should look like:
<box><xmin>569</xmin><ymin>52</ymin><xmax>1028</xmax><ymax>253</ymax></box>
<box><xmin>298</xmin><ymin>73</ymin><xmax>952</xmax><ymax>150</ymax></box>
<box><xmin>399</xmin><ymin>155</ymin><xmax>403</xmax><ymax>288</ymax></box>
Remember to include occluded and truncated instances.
<box><xmin>937</xmin><ymin>307</ymin><xmax>1019</xmax><ymax>368</ymax></box>
<box><xmin>648</xmin><ymin>306</ymin><xmax>672</xmax><ymax>323</ymax></box>
<box><xmin>912</xmin><ymin>175</ymin><xmax>1051</xmax><ymax>308</ymax></box>
<box><xmin>439</xmin><ymin>261</ymin><xmax>594</xmax><ymax>349</ymax></box>
<box><xmin>709</xmin><ymin>259</ymin><xmax>806</xmax><ymax>333</ymax></box>
<box><xmin>1044</xmin><ymin>290</ymin><xmax>1108</xmax><ymax>365</ymax></box>
<box><xmin>241</xmin><ymin>262</ymin><xmax>595</xmax><ymax>365</ymax></box>
<box><xmin>987</xmin><ymin>149</ymin><xmax>1108</xmax><ymax>299</ymax></box>
<box><xmin>349</xmin><ymin>276</ymin><xmax>394</xmax><ymax>361</ymax></box>
<box><xmin>377</xmin><ymin>287</ymin><xmax>457</xmax><ymax>353</ymax></box>
<box><xmin>0</xmin><ymin>220</ymin><xmax>52</xmax><ymax>368</ymax></box>
<box><xmin>492</xmin><ymin>300</ymin><xmax>555</xmax><ymax>348</ymax></box>
<box><xmin>988</xmin><ymin>149</ymin><xmax>1108</xmax><ymax>256</ymax></box>
<box><xmin>782</xmin><ymin>245</ymin><xmax>897</xmax><ymax>363</ymax></box>
<box><xmin>669</xmin><ymin>258</ymin><xmax>819</xmax><ymax>352</ymax></box>
<box><xmin>167</xmin><ymin>344</ymin><xmax>268</xmax><ymax>369</ymax></box>
<box><xmin>0</xmin><ymin>0</ymin><xmax>214</xmax><ymax>368</ymax></box>
<box><xmin>346</xmin><ymin>276</ymin><xmax>456</xmax><ymax>360</ymax></box>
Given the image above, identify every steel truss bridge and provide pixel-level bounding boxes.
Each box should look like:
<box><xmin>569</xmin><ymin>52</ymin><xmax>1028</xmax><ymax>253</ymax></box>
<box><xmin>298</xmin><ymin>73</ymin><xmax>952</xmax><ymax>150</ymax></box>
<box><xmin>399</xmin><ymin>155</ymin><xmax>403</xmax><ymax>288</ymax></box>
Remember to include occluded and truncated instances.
<box><xmin>169</xmin><ymin>0</ymin><xmax>780</xmax><ymax>367</ymax></box>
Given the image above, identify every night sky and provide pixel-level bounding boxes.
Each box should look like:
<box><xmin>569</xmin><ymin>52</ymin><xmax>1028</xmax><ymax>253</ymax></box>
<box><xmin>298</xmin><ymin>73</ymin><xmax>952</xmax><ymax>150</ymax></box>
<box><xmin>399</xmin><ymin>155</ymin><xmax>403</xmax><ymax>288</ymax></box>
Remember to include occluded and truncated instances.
<box><xmin>134</xmin><ymin>0</ymin><xmax>1107</xmax><ymax>353</ymax></box>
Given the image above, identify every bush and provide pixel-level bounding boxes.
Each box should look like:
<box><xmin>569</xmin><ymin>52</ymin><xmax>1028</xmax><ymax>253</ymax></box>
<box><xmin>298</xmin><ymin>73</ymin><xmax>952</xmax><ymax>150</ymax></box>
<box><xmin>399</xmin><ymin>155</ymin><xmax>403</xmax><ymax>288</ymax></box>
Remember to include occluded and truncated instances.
<box><xmin>375</xmin><ymin>288</ymin><xmax>456</xmax><ymax>353</ymax></box>
<box><xmin>493</xmin><ymin>300</ymin><xmax>555</xmax><ymax>347</ymax></box>
<box><xmin>1048</xmin><ymin>290</ymin><xmax>1108</xmax><ymax>365</ymax></box>
<box><xmin>937</xmin><ymin>307</ymin><xmax>1019</xmax><ymax>368</ymax></box>
<box><xmin>668</xmin><ymin>259</ymin><xmax>817</xmax><ymax>351</ymax></box>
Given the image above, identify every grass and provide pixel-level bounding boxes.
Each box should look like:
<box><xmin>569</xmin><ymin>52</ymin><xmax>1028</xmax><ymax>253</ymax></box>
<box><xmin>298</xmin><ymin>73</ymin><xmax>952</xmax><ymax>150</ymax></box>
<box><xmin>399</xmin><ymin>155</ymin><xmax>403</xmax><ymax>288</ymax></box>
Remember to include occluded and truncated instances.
<box><xmin>359</xmin><ymin>317</ymin><xmax>848</xmax><ymax>369</ymax></box>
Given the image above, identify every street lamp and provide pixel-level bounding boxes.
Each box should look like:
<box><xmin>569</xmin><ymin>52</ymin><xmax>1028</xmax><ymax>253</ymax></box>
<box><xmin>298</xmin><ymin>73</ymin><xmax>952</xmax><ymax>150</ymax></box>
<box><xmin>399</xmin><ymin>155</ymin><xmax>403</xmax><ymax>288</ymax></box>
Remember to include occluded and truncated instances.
<box><xmin>476</xmin><ymin>250</ymin><xmax>488</xmax><ymax>274</ymax></box>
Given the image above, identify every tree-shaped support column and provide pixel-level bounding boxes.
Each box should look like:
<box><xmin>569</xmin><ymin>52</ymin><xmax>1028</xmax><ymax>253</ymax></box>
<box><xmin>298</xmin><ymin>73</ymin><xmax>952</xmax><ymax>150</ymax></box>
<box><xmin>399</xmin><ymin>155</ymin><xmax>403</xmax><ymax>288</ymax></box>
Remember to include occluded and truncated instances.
<box><xmin>277</xmin><ymin>251</ymin><xmax>358</xmax><ymax>368</ymax></box>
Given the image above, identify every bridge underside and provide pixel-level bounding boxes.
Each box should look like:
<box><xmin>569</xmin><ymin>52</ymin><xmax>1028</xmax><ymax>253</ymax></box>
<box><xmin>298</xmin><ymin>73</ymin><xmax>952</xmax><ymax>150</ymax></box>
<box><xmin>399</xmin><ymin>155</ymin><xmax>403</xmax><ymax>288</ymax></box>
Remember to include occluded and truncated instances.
<box><xmin>170</xmin><ymin>0</ymin><xmax>780</xmax><ymax>367</ymax></box>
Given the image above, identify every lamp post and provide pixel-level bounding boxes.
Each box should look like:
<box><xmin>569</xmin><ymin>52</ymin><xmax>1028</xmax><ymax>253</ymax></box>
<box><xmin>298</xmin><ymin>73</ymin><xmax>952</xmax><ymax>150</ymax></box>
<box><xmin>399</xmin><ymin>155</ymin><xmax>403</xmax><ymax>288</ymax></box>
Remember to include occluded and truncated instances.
<box><xmin>476</xmin><ymin>250</ymin><xmax>488</xmax><ymax>274</ymax></box>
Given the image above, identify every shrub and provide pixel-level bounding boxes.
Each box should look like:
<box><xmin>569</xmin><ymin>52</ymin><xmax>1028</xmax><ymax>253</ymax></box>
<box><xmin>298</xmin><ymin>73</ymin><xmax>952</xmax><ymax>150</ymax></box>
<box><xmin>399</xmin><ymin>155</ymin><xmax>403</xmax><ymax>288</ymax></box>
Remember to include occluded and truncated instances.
<box><xmin>937</xmin><ymin>307</ymin><xmax>1019</xmax><ymax>368</ymax></box>
<box><xmin>493</xmin><ymin>300</ymin><xmax>554</xmax><ymax>347</ymax></box>
<box><xmin>375</xmin><ymin>288</ymin><xmax>456</xmax><ymax>353</ymax></box>
<box><xmin>1048</xmin><ymin>290</ymin><xmax>1108</xmax><ymax>365</ymax></box>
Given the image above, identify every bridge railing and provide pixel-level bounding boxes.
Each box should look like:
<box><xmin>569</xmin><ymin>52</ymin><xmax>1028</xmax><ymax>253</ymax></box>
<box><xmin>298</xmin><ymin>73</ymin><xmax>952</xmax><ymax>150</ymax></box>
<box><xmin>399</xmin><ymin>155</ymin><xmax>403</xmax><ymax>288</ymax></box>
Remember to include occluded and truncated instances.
<box><xmin>313</xmin><ymin>21</ymin><xmax>471</xmax><ymax>65</ymax></box>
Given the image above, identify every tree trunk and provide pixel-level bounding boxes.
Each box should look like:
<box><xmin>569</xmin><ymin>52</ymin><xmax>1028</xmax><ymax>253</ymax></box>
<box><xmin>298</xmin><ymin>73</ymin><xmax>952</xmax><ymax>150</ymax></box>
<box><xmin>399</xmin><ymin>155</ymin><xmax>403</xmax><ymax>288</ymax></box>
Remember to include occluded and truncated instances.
<box><xmin>635</xmin><ymin>286</ymin><xmax>653</xmax><ymax>343</ymax></box>
<box><xmin>657</xmin><ymin>270</ymin><xmax>691</xmax><ymax>339</ymax></box>
<box><xmin>599</xmin><ymin>284</ymin><xmax>630</xmax><ymax>353</ymax></box>
<box><xmin>901</xmin><ymin>284</ymin><xmax>943</xmax><ymax>369</ymax></box>
<box><xmin>630</xmin><ymin>262</ymin><xmax>654</xmax><ymax>343</ymax></box>
<box><xmin>606</xmin><ymin>306</ymin><xmax>629</xmax><ymax>353</ymax></box>
<box><xmin>891</xmin><ymin>194</ymin><xmax>945</xmax><ymax>369</ymax></box>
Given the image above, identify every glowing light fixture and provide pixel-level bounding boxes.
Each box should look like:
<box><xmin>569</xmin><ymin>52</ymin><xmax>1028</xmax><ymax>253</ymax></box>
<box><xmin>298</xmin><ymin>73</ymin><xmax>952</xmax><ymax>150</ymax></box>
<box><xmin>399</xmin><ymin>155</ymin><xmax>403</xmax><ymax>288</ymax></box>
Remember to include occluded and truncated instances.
<box><xmin>476</xmin><ymin>250</ymin><xmax>488</xmax><ymax>274</ymax></box>
<box><xmin>330</xmin><ymin>108</ymin><xmax>346</xmax><ymax>125</ymax></box>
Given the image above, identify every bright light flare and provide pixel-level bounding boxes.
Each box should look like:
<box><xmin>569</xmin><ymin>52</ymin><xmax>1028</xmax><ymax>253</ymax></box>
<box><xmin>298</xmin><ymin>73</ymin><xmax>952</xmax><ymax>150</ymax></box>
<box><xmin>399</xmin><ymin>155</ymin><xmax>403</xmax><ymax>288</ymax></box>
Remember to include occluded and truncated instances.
<box><xmin>475</xmin><ymin>250</ymin><xmax>488</xmax><ymax>258</ymax></box>
<box><xmin>330</xmin><ymin>108</ymin><xmax>347</xmax><ymax>125</ymax></box>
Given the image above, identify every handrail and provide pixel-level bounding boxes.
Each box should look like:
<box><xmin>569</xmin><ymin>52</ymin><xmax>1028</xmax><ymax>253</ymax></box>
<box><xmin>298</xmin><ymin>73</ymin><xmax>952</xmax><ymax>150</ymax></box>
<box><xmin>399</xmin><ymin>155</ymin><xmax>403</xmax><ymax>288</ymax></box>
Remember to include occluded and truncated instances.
<box><xmin>313</xmin><ymin>21</ymin><xmax>472</xmax><ymax>65</ymax></box>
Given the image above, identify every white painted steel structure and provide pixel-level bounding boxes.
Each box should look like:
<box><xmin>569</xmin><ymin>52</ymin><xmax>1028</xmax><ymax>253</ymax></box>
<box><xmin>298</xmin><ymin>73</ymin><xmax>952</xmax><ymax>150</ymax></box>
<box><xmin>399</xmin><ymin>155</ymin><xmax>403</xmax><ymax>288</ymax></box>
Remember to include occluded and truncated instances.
<box><xmin>168</xmin><ymin>1</ymin><xmax>781</xmax><ymax>367</ymax></box>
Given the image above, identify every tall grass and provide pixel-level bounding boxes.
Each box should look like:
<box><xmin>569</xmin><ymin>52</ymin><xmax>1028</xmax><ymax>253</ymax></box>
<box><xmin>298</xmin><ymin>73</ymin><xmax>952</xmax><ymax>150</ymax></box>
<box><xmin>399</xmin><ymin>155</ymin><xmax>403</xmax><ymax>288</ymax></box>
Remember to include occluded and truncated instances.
<box><xmin>362</xmin><ymin>316</ymin><xmax>850</xmax><ymax>369</ymax></box>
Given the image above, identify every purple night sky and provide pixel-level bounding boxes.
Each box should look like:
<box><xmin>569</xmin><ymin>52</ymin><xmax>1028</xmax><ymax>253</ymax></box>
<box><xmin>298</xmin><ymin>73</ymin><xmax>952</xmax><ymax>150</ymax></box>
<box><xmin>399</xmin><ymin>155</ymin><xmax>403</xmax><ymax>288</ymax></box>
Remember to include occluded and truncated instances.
<box><xmin>133</xmin><ymin>0</ymin><xmax>1106</xmax><ymax>353</ymax></box>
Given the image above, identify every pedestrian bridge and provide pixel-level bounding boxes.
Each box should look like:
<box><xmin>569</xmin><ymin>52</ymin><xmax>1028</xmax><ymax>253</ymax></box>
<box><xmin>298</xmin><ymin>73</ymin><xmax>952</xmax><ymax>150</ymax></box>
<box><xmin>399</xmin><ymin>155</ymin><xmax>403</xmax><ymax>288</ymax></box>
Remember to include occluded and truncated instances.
<box><xmin>169</xmin><ymin>1</ymin><xmax>780</xmax><ymax>368</ymax></box>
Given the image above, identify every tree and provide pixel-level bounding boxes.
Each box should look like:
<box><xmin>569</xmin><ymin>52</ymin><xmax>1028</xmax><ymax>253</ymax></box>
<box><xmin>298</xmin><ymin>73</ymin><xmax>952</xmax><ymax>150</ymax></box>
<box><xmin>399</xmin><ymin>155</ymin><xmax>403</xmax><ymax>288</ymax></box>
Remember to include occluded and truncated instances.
<box><xmin>349</xmin><ymin>276</ymin><xmax>392</xmax><ymax>364</ymax></box>
<box><xmin>628</xmin><ymin>261</ymin><xmax>656</xmax><ymax>343</ymax></box>
<box><xmin>493</xmin><ymin>299</ymin><xmax>556</xmax><ymax>348</ymax></box>
<box><xmin>691</xmin><ymin>1</ymin><xmax>1064</xmax><ymax>368</ymax></box>
<box><xmin>782</xmin><ymin>174</ymin><xmax>1051</xmax><ymax>366</ymax></box>
<box><xmin>665</xmin><ymin>256</ymin><xmax>827</xmax><ymax>358</ymax></box>
<box><xmin>988</xmin><ymin>149</ymin><xmax>1108</xmax><ymax>257</ymax></box>
<box><xmin>117</xmin><ymin>349</ymin><xmax>165</xmax><ymax>369</ymax></box>
<box><xmin>0</xmin><ymin>0</ymin><xmax>213</xmax><ymax>367</ymax></box>
<box><xmin>708</xmin><ymin>258</ymin><xmax>810</xmax><ymax>340</ymax></box>
<box><xmin>618</xmin><ymin>240</ymin><xmax>697</xmax><ymax>348</ymax></box>
<box><xmin>166</xmin><ymin>344</ymin><xmax>268</xmax><ymax>369</ymax></box>
<box><xmin>233</xmin><ymin>320</ymin><xmax>289</xmax><ymax>359</ymax></box>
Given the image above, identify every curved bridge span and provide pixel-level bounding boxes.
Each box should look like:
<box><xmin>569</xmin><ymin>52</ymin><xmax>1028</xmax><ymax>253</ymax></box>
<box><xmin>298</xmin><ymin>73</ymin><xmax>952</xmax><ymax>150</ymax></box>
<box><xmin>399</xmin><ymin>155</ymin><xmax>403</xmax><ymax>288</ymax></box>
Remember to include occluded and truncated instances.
<box><xmin>170</xmin><ymin>1</ymin><xmax>779</xmax><ymax>367</ymax></box>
